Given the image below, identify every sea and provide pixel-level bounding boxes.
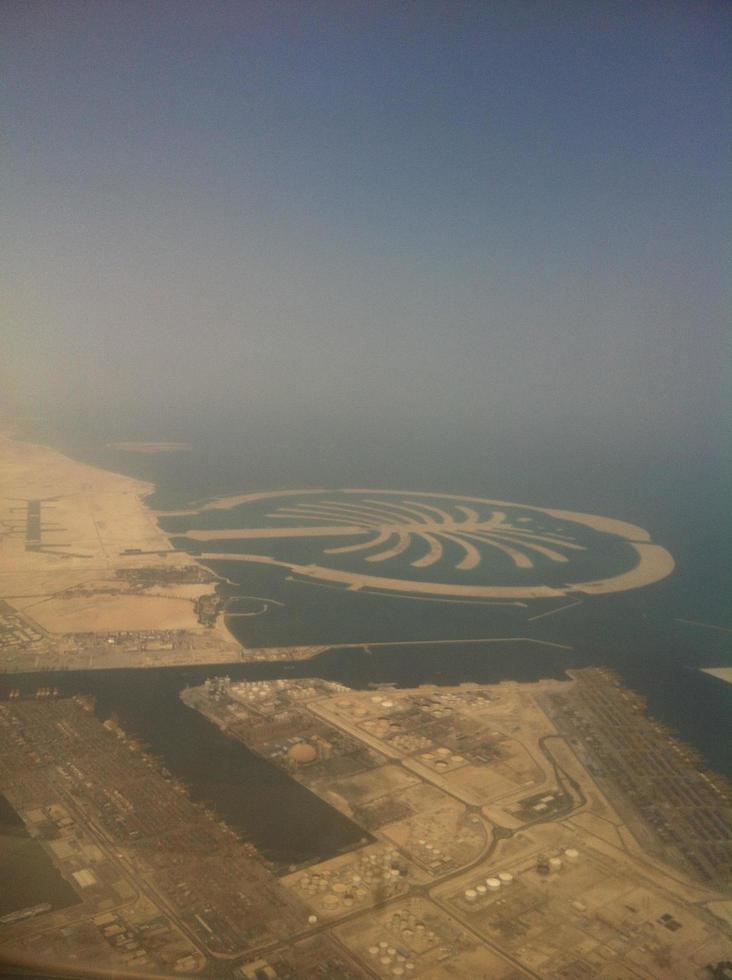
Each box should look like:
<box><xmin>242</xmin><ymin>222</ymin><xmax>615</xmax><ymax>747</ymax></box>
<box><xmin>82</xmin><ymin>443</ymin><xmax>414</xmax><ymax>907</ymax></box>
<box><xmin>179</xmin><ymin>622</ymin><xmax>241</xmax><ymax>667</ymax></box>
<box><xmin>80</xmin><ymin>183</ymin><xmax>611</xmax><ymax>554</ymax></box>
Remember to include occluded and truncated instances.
<box><xmin>2</xmin><ymin>411</ymin><xmax>730</xmax><ymax>889</ymax></box>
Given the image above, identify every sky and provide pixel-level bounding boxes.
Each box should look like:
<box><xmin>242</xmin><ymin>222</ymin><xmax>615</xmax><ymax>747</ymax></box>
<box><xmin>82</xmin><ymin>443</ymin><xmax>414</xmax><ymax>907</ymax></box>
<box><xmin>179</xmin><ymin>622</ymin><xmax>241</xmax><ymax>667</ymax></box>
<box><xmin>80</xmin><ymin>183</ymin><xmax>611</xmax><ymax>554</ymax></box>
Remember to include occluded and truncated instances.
<box><xmin>2</xmin><ymin>1</ymin><xmax>730</xmax><ymax>456</ymax></box>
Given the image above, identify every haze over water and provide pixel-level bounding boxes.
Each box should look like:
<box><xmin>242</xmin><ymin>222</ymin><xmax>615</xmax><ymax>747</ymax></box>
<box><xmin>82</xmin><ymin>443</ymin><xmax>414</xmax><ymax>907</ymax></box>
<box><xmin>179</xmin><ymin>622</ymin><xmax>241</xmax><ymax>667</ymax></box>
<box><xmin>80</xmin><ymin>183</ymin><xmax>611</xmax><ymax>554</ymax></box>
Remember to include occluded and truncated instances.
<box><xmin>4</xmin><ymin>2</ymin><xmax>729</xmax><ymax>448</ymax></box>
<box><xmin>3</xmin><ymin>2</ymin><xmax>730</xmax><ymax>808</ymax></box>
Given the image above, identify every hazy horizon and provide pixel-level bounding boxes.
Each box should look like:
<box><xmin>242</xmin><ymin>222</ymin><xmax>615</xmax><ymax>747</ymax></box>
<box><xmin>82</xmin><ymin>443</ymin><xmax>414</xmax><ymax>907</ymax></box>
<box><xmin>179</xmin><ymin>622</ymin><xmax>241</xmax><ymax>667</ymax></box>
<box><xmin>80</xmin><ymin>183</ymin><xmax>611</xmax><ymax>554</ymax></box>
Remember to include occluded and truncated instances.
<box><xmin>3</xmin><ymin>1</ymin><xmax>730</xmax><ymax>459</ymax></box>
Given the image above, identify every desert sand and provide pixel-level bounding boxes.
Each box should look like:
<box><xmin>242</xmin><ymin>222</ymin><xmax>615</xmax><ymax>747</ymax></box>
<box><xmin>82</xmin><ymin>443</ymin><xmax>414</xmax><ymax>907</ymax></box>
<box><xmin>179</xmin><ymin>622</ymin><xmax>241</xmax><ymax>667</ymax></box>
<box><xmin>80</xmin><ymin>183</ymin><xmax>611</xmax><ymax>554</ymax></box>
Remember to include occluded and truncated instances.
<box><xmin>0</xmin><ymin>434</ymin><xmax>233</xmax><ymax>643</ymax></box>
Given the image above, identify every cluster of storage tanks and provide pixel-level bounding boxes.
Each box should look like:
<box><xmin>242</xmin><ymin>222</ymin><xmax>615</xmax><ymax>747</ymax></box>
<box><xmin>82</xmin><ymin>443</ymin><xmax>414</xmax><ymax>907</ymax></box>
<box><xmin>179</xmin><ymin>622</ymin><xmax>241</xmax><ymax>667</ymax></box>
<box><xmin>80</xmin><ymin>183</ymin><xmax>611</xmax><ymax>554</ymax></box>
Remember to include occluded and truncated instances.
<box><xmin>463</xmin><ymin>870</ymin><xmax>515</xmax><ymax>903</ymax></box>
<box><xmin>365</xmin><ymin>938</ymin><xmax>416</xmax><ymax>975</ymax></box>
<box><xmin>462</xmin><ymin>848</ymin><xmax>580</xmax><ymax>903</ymax></box>
<box><xmin>230</xmin><ymin>679</ymin><xmax>285</xmax><ymax>701</ymax></box>
<box><xmin>420</xmin><ymin>746</ymin><xmax>466</xmax><ymax>772</ymax></box>
<box><xmin>536</xmin><ymin>847</ymin><xmax>580</xmax><ymax>876</ymax></box>
<box><xmin>298</xmin><ymin>847</ymin><xmax>407</xmax><ymax>912</ymax></box>
<box><xmin>365</xmin><ymin>908</ymin><xmax>446</xmax><ymax>976</ymax></box>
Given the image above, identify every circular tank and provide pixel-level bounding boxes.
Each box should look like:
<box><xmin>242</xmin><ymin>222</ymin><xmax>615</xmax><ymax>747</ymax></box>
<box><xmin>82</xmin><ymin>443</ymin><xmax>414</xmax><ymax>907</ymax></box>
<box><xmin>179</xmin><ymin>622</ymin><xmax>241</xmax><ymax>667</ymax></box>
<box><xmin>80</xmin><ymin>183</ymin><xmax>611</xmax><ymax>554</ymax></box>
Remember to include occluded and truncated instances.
<box><xmin>287</xmin><ymin>741</ymin><xmax>317</xmax><ymax>765</ymax></box>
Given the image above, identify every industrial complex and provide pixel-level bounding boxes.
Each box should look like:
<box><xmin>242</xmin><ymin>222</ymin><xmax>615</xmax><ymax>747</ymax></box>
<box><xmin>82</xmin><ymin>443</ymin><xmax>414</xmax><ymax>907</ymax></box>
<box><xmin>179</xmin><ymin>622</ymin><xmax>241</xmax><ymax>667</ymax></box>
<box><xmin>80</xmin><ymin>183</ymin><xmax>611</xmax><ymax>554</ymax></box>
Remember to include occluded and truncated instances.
<box><xmin>1</xmin><ymin>437</ymin><xmax>731</xmax><ymax>977</ymax></box>
<box><xmin>4</xmin><ymin>669</ymin><xmax>726</xmax><ymax>977</ymax></box>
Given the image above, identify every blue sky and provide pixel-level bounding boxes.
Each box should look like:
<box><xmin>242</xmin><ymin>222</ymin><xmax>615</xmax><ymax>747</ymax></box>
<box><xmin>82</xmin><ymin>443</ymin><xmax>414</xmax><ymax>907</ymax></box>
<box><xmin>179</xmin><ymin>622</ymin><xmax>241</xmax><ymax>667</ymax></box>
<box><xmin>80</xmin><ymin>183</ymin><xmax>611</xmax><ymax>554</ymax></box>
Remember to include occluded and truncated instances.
<box><xmin>3</xmin><ymin>1</ymin><xmax>729</xmax><ymax>451</ymax></box>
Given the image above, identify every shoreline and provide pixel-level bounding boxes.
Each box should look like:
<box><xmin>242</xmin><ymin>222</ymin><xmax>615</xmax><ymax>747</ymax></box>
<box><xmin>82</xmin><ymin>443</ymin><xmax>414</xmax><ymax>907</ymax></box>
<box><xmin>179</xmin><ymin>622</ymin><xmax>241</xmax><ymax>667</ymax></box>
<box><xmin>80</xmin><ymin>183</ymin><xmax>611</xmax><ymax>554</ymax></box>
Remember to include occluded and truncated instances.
<box><xmin>0</xmin><ymin>432</ymin><xmax>247</xmax><ymax>672</ymax></box>
<box><xmin>0</xmin><ymin>432</ymin><xmax>677</xmax><ymax>674</ymax></box>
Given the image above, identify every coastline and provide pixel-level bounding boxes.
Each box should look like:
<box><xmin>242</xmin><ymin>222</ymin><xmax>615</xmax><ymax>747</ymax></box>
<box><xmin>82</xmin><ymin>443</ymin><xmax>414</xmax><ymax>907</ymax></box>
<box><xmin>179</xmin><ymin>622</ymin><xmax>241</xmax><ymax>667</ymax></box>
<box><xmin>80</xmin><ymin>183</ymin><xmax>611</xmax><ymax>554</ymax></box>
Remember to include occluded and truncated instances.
<box><xmin>0</xmin><ymin>433</ymin><xmax>245</xmax><ymax>672</ymax></box>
